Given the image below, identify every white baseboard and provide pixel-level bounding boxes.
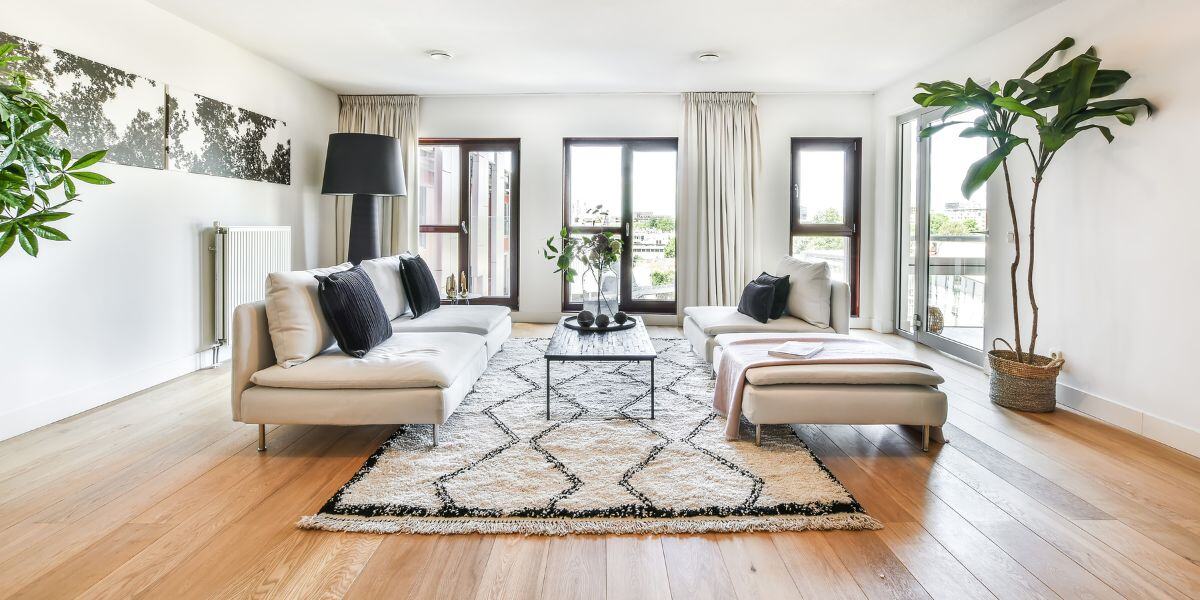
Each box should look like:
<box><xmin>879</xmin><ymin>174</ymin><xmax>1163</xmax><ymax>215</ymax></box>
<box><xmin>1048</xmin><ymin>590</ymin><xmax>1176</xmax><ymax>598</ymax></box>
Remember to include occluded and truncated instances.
<box><xmin>0</xmin><ymin>349</ymin><xmax>219</xmax><ymax>442</ymax></box>
<box><xmin>1057</xmin><ymin>383</ymin><xmax>1200</xmax><ymax>458</ymax></box>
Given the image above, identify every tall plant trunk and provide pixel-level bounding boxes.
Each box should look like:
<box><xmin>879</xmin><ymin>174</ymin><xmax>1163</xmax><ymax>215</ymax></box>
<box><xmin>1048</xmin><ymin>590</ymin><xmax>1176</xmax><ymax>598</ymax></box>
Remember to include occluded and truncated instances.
<box><xmin>1026</xmin><ymin>176</ymin><xmax>1043</xmax><ymax>360</ymax></box>
<box><xmin>1001</xmin><ymin>160</ymin><xmax>1023</xmax><ymax>362</ymax></box>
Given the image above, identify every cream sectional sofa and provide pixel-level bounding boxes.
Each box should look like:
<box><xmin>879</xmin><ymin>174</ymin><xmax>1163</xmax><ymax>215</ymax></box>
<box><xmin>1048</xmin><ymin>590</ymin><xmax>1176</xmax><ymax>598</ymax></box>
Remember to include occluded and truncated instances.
<box><xmin>231</xmin><ymin>256</ymin><xmax>511</xmax><ymax>450</ymax></box>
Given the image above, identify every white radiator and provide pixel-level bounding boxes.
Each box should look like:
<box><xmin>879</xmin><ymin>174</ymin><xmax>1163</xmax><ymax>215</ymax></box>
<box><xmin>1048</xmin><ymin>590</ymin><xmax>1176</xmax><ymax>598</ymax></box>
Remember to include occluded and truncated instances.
<box><xmin>212</xmin><ymin>222</ymin><xmax>292</xmax><ymax>348</ymax></box>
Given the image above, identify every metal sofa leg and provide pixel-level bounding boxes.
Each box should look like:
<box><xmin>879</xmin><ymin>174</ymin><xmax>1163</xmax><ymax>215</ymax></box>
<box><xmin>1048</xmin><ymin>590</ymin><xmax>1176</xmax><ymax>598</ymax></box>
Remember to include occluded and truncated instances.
<box><xmin>922</xmin><ymin>425</ymin><xmax>930</xmax><ymax>452</ymax></box>
<box><xmin>755</xmin><ymin>424</ymin><xmax>762</xmax><ymax>447</ymax></box>
<box><xmin>257</xmin><ymin>424</ymin><xmax>267</xmax><ymax>452</ymax></box>
<box><xmin>432</xmin><ymin>424</ymin><xmax>439</xmax><ymax>447</ymax></box>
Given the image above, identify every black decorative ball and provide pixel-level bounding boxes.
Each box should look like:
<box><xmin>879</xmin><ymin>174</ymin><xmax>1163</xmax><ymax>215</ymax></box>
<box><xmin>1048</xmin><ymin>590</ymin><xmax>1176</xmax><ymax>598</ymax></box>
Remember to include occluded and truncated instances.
<box><xmin>595</xmin><ymin>313</ymin><xmax>610</xmax><ymax>328</ymax></box>
<box><xmin>577</xmin><ymin>310</ymin><xmax>595</xmax><ymax>327</ymax></box>
<box><xmin>613</xmin><ymin>311</ymin><xmax>629</xmax><ymax>325</ymax></box>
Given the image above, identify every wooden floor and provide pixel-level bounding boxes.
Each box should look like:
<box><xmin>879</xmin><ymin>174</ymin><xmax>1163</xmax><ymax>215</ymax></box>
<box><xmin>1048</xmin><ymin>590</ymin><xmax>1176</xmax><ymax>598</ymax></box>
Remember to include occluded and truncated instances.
<box><xmin>2</xmin><ymin>324</ymin><xmax>1199</xmax><ymax>599</ymax></box>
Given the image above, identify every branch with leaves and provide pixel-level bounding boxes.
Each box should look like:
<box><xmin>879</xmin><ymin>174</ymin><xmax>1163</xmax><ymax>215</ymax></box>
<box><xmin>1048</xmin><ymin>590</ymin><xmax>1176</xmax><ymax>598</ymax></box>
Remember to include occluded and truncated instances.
<box><xmin>0</xmin><ymin>43</ymin><xmax>112</xmax><ymax>258</ymax></box>
<box><xmin>913</xmin><ymin>37</ymin><xmax>1151</xmax><ymax>363</ymax></box>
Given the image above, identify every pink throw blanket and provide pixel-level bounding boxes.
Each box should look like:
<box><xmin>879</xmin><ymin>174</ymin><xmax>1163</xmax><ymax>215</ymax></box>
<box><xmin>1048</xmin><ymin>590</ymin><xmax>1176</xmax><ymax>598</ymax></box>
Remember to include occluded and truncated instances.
<box><xmin>713</xmin><ymin>334</ymin><xmax>932</xmax><ymax>440</ymax></box>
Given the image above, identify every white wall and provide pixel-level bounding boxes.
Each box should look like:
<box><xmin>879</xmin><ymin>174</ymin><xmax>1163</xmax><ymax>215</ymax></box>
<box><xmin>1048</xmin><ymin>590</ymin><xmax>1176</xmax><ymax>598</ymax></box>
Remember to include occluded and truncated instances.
<box><xmin>417</xmin><ymin>93</ymin><xmax>875</xmax><ymax>324</ymax></box>
<box><xmin>870</xmin><ymin>0</ymin><xmax>1200</xmax><ymax>455</ymax></box>
<box><xmin>0</xmin><ymin>0</ymin><xmax>338</xmax><ymax>440</ymax></box>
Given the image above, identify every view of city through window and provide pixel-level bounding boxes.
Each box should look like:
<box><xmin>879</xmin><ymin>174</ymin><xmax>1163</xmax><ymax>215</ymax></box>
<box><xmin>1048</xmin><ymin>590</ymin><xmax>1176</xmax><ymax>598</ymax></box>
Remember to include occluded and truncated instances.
<box><xmin>565</xmin><ymin>141</ymin><xmax>676</xmax><ymax>310</ymax></box>
<box><xmin>897</xmin><ymin>111</ymin><xmax>987</xmax><ymax>352</ymax></box>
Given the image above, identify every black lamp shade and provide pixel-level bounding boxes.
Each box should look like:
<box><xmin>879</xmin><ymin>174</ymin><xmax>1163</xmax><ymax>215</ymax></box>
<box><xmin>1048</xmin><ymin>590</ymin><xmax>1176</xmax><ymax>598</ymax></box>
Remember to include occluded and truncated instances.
<box><xmin>320</xmin><ymin>133</ymin><xmax>407</xmax><ymax>196</ymax></box>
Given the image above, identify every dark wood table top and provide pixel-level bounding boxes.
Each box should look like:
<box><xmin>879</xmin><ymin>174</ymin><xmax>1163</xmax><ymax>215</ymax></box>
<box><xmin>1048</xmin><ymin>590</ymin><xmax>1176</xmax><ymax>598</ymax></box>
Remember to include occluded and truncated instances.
<box><xmin>544</xmin><ymin>317</ymin><xmax>657</xmax><ymax>361</ymax></box>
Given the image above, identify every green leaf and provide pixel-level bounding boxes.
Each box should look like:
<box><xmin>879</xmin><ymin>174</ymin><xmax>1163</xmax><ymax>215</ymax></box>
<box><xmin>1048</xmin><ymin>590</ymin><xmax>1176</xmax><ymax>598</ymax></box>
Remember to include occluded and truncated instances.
<box><xmin>917</xmin><ymin>121</ymin><xmax>966</xmax><ymax>139</ymax></box>
<box><xmin>29</xmin><ymin>224</ymin><xmax>68</xmax><ymax>241</ymax></box>
<box><xmin>1022</xmin><ymin>37</ymin><xmax>1075</xmax><ymax>78</ymax></box>
<box><xmin>69</xmin><ymin>150</ymin><xmax>106</xmax><ymax>171</ymax></box>
<box><xmin>68</xmin><ymin>171</ymin><xmax>113</xmax><ymax>185</ymax></box>
<box><xmin>961</xmin><ymin>138</ymin><xmax>1024</xmax><ymax>198</ymax></box>
<box><xmin>17</xmin><ymin>224</ymin><xmax>38</xmax><ymax>256</ymax></box>
<box><xmin>992</xmin><ymin>97</ymin><xmax>1045</xmax><ymax>125</ymax></box>
<box><xmin>1088</xmin><ymin>97</ymin><xmax>1153</xmax><ymax>116</ymax></box>
<box><xmin>0</xmin><ymin>223</ymin><xmax>15</xmax><ymax>257</ymax></box>
<box><xmin>1076</xmin><ymin>124</ymin><xmax>1115</xmax><ymax>143</ymax></box>
<box><xmin>1057</xmin><ymin>53</ymin><xmax>1101</xmax><ymax>117</ymax></box>
<box><xmin>31</xmin><ymin>211</ymin><xmax>71</xmax><ymax>222</ymax></box>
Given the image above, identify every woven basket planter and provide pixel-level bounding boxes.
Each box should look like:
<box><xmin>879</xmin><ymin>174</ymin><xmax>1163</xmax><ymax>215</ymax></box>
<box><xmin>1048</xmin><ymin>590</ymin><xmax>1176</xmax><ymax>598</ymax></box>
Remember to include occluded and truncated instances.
<box><xmin>987</xmin><ymin>339</ymin><xmax>1065</xmax><ymax>412</ymax></box>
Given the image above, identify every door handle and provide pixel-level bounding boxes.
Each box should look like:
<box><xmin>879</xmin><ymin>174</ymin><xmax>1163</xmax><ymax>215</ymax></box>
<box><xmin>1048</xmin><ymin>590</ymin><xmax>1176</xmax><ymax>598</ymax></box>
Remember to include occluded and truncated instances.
<box><xmin>461</xmin><ymin>221</ymin><xmax>468</xmax><ymax>234</ymax></box>
<box><xmin>625</xmin><ymin>222</ymin><xmax>631</xmax><ymax>236</ymax></box>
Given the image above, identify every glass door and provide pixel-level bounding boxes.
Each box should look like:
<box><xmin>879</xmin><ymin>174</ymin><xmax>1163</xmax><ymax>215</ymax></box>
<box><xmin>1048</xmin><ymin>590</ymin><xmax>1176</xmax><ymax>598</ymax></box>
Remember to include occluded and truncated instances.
<box><xmin>896</xmin><ymin>110</ymin><xmax>988</xmax><ymax>365</ymax></box>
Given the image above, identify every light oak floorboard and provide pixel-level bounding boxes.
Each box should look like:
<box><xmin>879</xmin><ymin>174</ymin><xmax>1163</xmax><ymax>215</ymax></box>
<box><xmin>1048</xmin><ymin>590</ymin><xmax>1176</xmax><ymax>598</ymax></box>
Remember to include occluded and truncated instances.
<box><xmin>0</xmin><ymin>327</ymin><xmax>1196</xmax><ymax>599</ymax></box>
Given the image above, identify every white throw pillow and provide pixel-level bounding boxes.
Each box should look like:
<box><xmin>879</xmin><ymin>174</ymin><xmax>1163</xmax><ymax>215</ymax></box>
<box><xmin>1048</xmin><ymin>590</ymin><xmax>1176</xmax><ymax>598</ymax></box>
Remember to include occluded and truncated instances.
<box><xmin>358</xmin><ymin>255</ymin><xmax>409</xmax><ymax>320</ymax></box>
<box><xmin>774</xmin><ymin>256</ymin><xmax>832</xmax><ymax>328</ymax></box>
<box><xmin>264</xmin><ymin>262</ymin><xmax>352</xmax><ymax>368</ymax></box>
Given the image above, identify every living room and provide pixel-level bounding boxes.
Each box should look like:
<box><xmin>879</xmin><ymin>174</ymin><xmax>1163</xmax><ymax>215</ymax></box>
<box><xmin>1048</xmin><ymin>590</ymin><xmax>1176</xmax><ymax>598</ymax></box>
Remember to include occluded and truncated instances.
<box><xmin>1</xmin><ymin>0</ymin><xmax>1197</xmax><ymax>598</ymax></box>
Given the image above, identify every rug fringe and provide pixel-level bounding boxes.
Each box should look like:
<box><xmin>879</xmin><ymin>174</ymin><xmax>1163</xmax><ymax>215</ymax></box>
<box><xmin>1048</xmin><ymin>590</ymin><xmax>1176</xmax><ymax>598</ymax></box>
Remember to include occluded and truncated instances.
<box><xmin>297</xmin><ymin>512</ymin><xmax>883</xmax><ymax>535</ymax></box>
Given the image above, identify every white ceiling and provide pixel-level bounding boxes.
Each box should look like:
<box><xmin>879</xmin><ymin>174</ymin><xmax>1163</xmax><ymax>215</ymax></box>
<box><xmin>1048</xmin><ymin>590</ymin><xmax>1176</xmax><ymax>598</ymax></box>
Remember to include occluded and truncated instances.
<box><xmin>147</xmin><ymin>0</ymin><xmax>1062</xmax><ymax>95</ymax></box>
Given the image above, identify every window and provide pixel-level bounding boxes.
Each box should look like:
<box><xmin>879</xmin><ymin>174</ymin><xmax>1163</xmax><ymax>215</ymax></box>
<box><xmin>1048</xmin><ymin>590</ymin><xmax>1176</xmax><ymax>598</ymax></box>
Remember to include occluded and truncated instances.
<box><xmin>417</xmin><ymin>139</ymin><xmax>520</xmax><ymax>308</ymax></box>
<box><xmin>790</xmin><ymin>137</ymin><xmax>861</xmax><ymax>316</ymax></box>
<box><xmin>562</xmin><ymin>138</ymin><xmax>677</xmax><ymax>313</ymax></box>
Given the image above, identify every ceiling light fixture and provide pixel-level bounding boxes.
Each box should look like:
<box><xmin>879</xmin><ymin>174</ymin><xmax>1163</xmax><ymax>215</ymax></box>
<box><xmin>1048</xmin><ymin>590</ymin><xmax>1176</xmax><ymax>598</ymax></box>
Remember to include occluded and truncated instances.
<box><xmin>426</xmin><ymin>50</ymin><xmax>453</xmax><ymax>61</ymax></box>
<box><xmin>696</xmin><ymin>52</ymin><xmax>721</xmax><ymax>64</ymax></box>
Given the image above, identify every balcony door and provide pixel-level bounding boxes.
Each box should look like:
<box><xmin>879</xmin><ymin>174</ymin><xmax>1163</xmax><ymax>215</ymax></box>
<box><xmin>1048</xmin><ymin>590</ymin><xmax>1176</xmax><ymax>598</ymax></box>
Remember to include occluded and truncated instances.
<box><xmin>562</xmin><ymin>138</ymin><xmax>677</xmax><ymax>314</ymax></box>
<box><xmin>896</xmin><ymin>110</ymin><xmax>988</xmax><ymax>365</ymax></box>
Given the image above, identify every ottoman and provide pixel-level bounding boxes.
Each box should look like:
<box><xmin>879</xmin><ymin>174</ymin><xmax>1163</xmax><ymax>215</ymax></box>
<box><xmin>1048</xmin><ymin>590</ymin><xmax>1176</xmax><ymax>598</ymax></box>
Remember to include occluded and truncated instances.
<box><xmin>712</xmin><ymin>334</ymin><xmax>949</xmax><ymax>450</ymax></box>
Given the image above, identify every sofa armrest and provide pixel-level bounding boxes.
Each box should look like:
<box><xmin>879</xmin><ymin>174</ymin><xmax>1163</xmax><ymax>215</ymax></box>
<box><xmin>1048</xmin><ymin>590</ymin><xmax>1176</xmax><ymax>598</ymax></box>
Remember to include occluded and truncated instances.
<box><xmin>232</xmin><ymin>301</ymin><xmax>276</xmax><ymax>421</ymax></box>
<box><xmin>830</xmin><ymin>280</ymin><xmax>850</xmax><ymax>335</ymax></box>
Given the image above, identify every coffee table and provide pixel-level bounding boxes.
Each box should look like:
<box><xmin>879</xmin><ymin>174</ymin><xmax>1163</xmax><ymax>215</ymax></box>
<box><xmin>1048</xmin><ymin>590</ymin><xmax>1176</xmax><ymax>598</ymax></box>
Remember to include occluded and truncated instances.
<box><xmin>544</xmin><ymin>316</ymin><xmax>658</xmax><ymax>419</ymax></box>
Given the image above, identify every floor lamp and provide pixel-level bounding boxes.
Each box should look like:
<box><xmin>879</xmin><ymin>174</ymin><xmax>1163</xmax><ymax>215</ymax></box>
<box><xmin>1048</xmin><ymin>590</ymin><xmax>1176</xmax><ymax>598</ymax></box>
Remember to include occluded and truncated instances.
<box><xmin>320</xmin><ymin>133</ymin><xmax>407</xmax><ymax>264</ymax></box>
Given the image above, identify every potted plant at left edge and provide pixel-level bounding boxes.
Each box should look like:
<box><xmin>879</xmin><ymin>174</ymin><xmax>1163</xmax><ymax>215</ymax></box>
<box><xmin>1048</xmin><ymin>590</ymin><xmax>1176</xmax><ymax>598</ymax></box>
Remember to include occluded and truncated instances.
<box><xmin>0</xmin><ymin>42</ymin><xmax>112</xmax><ymax>258</ymax></box>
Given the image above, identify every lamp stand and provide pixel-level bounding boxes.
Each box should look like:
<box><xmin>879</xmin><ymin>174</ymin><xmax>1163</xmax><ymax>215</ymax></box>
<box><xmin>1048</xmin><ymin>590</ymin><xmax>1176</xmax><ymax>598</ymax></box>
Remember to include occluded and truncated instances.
<box><xmin>347</xmin><ymin>193</ymin><xmax>380</xmax><ymax>264</ymax></box>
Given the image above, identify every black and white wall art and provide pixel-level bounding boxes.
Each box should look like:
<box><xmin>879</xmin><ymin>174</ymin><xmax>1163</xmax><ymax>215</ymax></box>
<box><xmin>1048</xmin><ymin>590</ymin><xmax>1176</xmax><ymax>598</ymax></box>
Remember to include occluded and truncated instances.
<box><xmin>167</xmin><ymin>89</ymin><xmax>291</xmax><ymax>185</ymax></box>
<box><xmin>0</xmin><ymin>32</ymin><xmax>167</xmax><ymax>170</ymax></box>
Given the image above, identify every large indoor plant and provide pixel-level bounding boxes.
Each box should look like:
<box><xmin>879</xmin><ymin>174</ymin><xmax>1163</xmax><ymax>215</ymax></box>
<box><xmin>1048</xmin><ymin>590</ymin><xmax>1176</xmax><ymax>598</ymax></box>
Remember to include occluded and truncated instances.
<box><xmin>543</xmin><ymin>206</ymin><xmax>623</xmax><ymax>320</ymax></box>
<box><xmin>914</xmin><ymin>37</ymin><xmax>1152</xmax><ymax>411</ymax></box>
<box><xmin>0</xmin><ymin>42</ymin><xmax>111</xmax><ymax>258</ymax></box>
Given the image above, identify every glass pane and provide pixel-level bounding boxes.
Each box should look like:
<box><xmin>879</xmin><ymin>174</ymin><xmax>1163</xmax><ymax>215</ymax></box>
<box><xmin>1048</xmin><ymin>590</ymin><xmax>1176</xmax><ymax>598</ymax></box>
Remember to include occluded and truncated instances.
<box><xmin>791</xmin><ymin>236</ymin><xmax>850</xmax><ymax>283</ymax></box>
<box><xmin>566</xmin><ymin>234</ymin><xmax>621</xmax><ymax>310</ymax></box>
<box><xmin>417</xmin><ymin>232</ymin><xmax>458</xmax><ymax>299</ymax></box>
<box><xmin>467</xmin><ymin>150</ymin><xmax>513</xmax><ymax>297</ymax></box>
<box><xmin>897</xmin><ymin>119</ymin><xmax>919</xmax><ymax>333</ymax></box>
<box><xmin>630</xmin><ymin>149</ymin><xmax>676</xmax><ymax>301</ymax></box>
<box><xmin>927</xmin><ymin>110</ymin><xmax>987</xmax><ymax>349</ymax></box>
<box><xmin>417</xmin><ymin>145</ymin><xmax>460</xmax><ymax>225</ymax></box>
<box><xmin>795</xmin><ymin>149</ymin><xmax>846</xmax><ymax>225</ymax></box>
<box><xmin>567</xmin><ymin>145</ymin><xmax>622</xmax><ymax>227</ymax></box>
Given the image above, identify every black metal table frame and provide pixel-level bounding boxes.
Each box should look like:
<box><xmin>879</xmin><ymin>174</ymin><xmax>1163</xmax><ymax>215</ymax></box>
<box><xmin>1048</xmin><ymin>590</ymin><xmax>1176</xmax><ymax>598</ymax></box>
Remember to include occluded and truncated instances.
<box><xmin>544</xmin><ymin>357</ymin><xmax>655</xmax><ymax>420</ymax></box>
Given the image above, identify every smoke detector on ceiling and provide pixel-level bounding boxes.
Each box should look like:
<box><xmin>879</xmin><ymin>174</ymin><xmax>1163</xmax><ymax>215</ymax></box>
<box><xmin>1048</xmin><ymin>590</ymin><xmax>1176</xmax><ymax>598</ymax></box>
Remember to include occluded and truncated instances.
<box><xmin>696</xmin><ymin>52</ymin><xmax>721</xmax><ymax>64</ymax></box>
<box><xmin>426</xmin><ymin>50</ymin><xmax>453</xmax><ymax>61</ymax></box>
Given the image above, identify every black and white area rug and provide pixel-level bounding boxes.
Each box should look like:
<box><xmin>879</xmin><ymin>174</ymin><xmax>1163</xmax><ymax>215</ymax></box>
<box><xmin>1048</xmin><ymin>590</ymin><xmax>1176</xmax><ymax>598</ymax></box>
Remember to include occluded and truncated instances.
<box><xmin>300</xmin><ymin>338</ymin><xmax>880</xmax><ymax>535</ymax></box>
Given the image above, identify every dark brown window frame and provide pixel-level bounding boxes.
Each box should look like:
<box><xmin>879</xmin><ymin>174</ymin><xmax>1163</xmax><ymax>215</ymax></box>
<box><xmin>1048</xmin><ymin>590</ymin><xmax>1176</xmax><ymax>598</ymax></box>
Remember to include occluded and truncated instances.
<box><xmin>417</xmin><ymin>138</ymin><xmax>521</xmax><ymax>309</ymax></box>
<box><xmin>790</xmin><ymin>137</ymin><xmax>862</xmax><ymax>317</ymax></box>
<box><xmin>561</xmin><ymin>137</ymin><xmax>678</xmax><ymax>314</ymax></box>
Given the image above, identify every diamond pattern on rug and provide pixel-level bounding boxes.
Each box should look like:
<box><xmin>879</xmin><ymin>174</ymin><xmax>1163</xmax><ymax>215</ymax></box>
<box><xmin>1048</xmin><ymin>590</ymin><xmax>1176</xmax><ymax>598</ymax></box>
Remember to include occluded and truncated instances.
<box><xmin>303</xmin><ymin>337</ymin><xmax>880</xmax><ymax>534</ymax></box>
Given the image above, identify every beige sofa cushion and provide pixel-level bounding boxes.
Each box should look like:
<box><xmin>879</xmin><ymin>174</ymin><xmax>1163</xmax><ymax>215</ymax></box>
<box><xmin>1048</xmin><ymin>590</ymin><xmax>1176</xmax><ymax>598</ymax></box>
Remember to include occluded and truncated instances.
<box><xmin>745</xmin><ymin>363</ymin><xmax>944</xmax><ymax>386</ymax></box>
<box><xmin>773</xmin><ymin>256</ymin><xmax>832</xmax><ymax>328</ymax></box>
<box><xmin>264</xmin><ymin>262</ymin><xmax>352</xmax><ymax>368</ymax></box>
<box><xmin>359</xmin><ymin>255</ymin><xmax>409</xmax><ymax>320</ymax></box>
<box><xmin>391</xmin><ymin>305</ymin><xmax>511</xmax><ymax>336</ymax></box>
<box><xmin>684</xmin><ymin>306</ymin><xmax>830</xmax><ymax>336</ymax></box>
<box><xmin>251</xmin><ymin>331</ymin><xmax>485</xmax><ymax>390</ymax></box>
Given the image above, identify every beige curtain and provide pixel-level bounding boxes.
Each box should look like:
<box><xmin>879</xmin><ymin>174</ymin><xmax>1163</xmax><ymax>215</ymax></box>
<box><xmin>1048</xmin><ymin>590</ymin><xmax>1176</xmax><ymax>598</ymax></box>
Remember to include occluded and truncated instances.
<box><xmin>678</xmin><ymin>92</ymin><xmax>761</xmax><ymax>314</ymax></box>
<box><xmin>334</xmin><ymin>95</ymin><xmax>420</xmax><ymax>263</ymax></box>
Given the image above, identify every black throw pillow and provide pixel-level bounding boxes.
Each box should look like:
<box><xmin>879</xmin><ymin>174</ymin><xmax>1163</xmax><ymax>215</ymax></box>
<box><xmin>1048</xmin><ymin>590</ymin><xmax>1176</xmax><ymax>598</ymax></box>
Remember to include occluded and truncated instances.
<box><xmin>398</xmin><ymin>253</ymin><xmax>442</xmax><ymax>318</ymax></box>
<box><xmin>754</xmin><ymin>272</ymin><xmax>791</xmax><ymax>320</ymax></box>
<box><xmin>316</xmin><ymin>266</ymin><xmax>393</xmax><ymax>358</ymax></box>
<box><xmin>737</xmin><ymin>281</ymin><xmax>775</xmax><ymax>324</ymax></box>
